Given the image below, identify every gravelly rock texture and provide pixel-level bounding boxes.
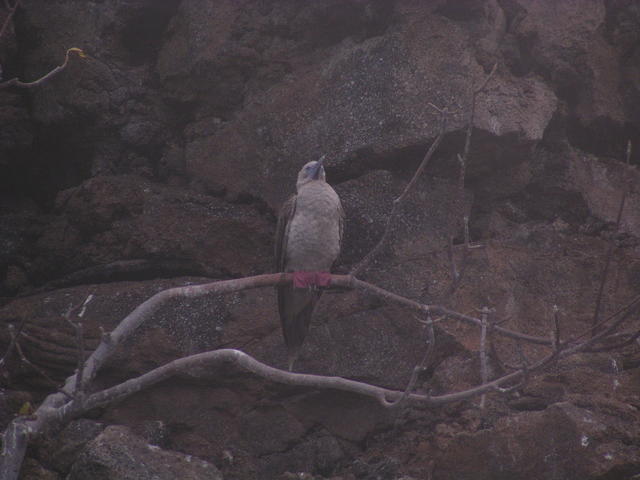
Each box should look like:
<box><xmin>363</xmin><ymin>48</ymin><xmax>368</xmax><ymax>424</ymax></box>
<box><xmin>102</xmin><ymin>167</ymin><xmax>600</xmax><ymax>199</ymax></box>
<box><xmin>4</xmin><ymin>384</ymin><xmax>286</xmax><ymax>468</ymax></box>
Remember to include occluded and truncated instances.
<box><xmin>1</xmin><ymin>1</ymin><xmax>639</xmax><ymax>479</ymax></box>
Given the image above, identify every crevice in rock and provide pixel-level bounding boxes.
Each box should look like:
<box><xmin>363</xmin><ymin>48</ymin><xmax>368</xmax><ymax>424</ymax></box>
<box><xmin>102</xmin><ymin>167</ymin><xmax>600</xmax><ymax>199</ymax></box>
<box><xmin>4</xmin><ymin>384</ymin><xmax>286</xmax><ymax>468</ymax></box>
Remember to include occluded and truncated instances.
<box><xmin>21</xmin><ymin>259</ymin><xmax>228</xmax><ymax>296</ymax></box>
<box><xmin>603</xmin><ymin>0</ymin><xmax>640</xmax><ymax>55</ymax></box>
<box><xmin>273</xmin><ymin>0</ymin><xmax>397</xmax><ymax>50</ymax></box>
<box><xmin>435</xmin><ymin>0</ymin><xmax>488</xmax><ymax>22</ymax></box>
<box><xmin>119</xmin><ymin>0</ymin><xmax>181</xmax><ymax>67</ymax></box>
<box><xmin>567</xmin><ymin>116</ymin><xmax>640</xmax><ymax>165</ymax></box>
<box><xmin>18</xmin><ymin>122</ymin><xmax>98</xmax><ymax>211</ymax></box>
<box><xmin>230</xmin><ymin>191</ymin><xmax>275</xmax><ymax>218</ymax></box>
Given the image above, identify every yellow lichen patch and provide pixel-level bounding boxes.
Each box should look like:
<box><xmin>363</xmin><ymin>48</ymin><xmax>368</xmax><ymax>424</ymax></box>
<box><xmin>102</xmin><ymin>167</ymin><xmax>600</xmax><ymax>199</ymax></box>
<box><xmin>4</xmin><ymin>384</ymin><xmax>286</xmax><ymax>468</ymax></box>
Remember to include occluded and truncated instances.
<box><xmin>67</xmin><ymin>47</ymin><xmax>86</xmax><ymax>58</ymax></box>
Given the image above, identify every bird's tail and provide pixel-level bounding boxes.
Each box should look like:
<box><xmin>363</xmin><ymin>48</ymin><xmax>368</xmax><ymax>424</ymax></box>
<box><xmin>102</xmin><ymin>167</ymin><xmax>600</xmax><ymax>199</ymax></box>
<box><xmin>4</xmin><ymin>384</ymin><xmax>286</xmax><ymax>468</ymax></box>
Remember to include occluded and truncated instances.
<box><xmin>277</xmin><ymin>285</ymin><xmax>319</xmax><ymax>371</ymax></box>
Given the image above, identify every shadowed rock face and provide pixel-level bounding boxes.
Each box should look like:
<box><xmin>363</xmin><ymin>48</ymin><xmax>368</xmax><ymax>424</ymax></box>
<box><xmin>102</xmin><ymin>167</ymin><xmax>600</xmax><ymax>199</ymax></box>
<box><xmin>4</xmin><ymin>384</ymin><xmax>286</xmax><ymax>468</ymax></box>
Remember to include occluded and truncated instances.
<box><xmin>1</xmin><ymin>0</ymin><xmax>640</xmax><ymax>479</ymax></box>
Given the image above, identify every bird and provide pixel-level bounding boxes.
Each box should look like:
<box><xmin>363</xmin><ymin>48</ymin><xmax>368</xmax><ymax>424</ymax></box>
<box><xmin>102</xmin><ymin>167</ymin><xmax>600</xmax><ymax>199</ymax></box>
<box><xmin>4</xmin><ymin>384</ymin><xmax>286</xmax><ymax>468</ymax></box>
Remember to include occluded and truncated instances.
<box><xmin>275</xmin><ymin>156</ymin><xmax>344</xmax><ymax>371</ymax></box>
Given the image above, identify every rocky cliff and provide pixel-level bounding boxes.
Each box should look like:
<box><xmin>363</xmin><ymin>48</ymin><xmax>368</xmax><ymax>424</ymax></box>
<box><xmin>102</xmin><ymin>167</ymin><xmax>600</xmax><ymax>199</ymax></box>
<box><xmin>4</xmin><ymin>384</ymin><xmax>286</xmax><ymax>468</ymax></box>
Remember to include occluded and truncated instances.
<box><xmin>1</xmin><ymin>1</ymin><xmax>639</xmax><ymax>479</ymax></box>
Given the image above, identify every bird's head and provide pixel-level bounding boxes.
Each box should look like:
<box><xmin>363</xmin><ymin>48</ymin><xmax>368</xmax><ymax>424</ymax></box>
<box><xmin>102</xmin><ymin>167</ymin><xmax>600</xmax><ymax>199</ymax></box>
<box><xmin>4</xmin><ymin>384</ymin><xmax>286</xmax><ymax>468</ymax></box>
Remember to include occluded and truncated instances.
<box><xmin>296</xmin><ymin>156</ymin><xmax>326</xmax><ymax>190</ymax></box>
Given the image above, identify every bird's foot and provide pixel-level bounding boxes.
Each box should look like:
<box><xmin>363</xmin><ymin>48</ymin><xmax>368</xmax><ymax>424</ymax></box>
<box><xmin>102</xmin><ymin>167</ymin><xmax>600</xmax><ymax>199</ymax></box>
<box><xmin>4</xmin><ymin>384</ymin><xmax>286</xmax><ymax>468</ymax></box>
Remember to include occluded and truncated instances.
<box><xmin>291</xmin><ymin>271</ymin><xmax>332</xmax><ymax>289</ymax></box>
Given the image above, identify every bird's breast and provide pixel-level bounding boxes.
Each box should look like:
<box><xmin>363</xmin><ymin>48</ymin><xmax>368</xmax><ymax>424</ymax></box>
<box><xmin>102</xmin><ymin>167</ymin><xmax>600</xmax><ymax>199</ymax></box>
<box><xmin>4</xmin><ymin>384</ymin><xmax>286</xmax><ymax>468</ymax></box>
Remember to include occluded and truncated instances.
<box><xmin>285</xmin><ymin>183</ymin><xmax>342</xmax><ymax>272</ymax></box>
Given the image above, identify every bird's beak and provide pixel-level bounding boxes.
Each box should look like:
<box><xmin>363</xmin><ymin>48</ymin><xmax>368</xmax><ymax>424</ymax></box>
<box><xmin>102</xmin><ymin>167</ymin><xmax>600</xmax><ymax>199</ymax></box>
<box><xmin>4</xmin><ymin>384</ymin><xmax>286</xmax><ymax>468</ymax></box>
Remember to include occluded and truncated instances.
<box><xmin>310</xmin><ymin>156</ymin><xmax>325</xmax><ymax>180</ymax></box>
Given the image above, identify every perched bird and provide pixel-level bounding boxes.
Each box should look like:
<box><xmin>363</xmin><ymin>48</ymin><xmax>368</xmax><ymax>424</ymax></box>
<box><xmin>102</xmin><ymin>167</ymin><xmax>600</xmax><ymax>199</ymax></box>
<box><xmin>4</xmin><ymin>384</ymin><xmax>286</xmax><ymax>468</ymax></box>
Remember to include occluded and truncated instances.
<box><xmin>275</xmin><ymin>157</ymin><xmax>344</xmax><ymax>371</ymax></box>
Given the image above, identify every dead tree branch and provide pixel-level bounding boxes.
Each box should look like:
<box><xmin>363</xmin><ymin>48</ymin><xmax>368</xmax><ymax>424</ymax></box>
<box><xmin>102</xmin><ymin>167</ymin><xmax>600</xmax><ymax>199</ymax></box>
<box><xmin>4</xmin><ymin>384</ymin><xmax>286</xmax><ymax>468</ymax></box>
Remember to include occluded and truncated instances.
<box><xmin>591</xmin><ymin>140</ymin><xmax>632</xmax><ymax>336</ymax></box>
<box><xmin>478</xmin><ymin>307</ymin><xmax>491</xmax><ymax>409</ymax></box>
<box><xmin>440</xmin><ymin>63</ymin><xmax>497</xmax><ymax>301</ymax></box>
<box><xmin>63</xmin><ymin>295</ymin><xmax>94</xmax><ymax>399</ymax></box>
<box><xmin>8</xmin><ymin>326</ymin><xmax>58</xmax><ymax>386</ymax></box>
<box><xmin>0</xmin><ymin>47</ymin><xmax>86</xmax><ymax>89</ymax></box>
<box><xmin>386</xmin><ymin>310</ymin><xmax>437</xmax><ymax>409</ymax></box>
<box><xmin>0</xmin><ymin>317</ymin><xmax>27</xmax><ymax>368</ymax></box>
<box><xmin>1</xmin><ymin>271</ymin><xmax>638</xmax><ymax>479</ymax></box>
<box><xmin>351</xmin><ymin>110</ymin><xmax>448</xmax><ymax>276</ymax></box>
<box><xmin>0</xmin><ymin>0</ymin><xmax>19</xmax><ymax>41</ymax></box>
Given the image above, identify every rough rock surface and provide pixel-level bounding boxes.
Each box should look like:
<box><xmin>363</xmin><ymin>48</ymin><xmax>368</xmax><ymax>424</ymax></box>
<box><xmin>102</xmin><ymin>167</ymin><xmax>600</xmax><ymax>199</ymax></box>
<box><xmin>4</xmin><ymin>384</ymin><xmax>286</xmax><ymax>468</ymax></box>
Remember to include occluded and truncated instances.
<box><xmin>67</xmin><ymin>425</ymin><xmax>222</xmax><ymax>480</ymax></box>
<box><xmin>1</xmin><ymin>1</ymin><xmax>640</xmax><ymax>479</ymax></box>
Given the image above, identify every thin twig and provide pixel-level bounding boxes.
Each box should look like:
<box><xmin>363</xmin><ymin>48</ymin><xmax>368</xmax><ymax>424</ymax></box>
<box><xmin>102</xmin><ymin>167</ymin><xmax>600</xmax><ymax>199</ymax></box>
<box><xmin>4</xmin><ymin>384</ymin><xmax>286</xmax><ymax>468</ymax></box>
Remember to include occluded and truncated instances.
<box><xmin>479</xmin><ymin>307</ymin><xmax>490</xmax><ymax>409</ymax></box>
<box><xmin>552</xmin><ymin>305</ymin><xmax>561</xmax><ymax>352</ymax></box>
<box><xmin>0</xmin><ymin>0</ymin><xmax>19</xmax><ymax>40</ymax></box>
<box><xmin>65</xmin><ymin>312</ymin><xmax>85</xmax><ymax>398</ymax></box>
<box><xmin>395</xmin><ymin>113</ymin><xmax>447</xmax><ymax>205</ymax></box>
<box><xmin>351</xmin><ymin>110</ymin><xmax>448</xmax><ymax>276</ymax></box>
<box><xmin>461</xmin><ymin>62</ymin><xmax>497</xmax><ymax>168</ymax></box>
<box><xmin>11</xmin><ymin>330</ymin><xmax>58</xmax><ymax>386</ymax></box>
<box><xmin>0</xmin><ymin>317</ymin><xmax>27</xmax><ymax>368</ymax></box>
<box><xmin>574</xmin><ymin>293</ymin><xmax>640</xmax><ymax>344</ymax></box>
<box><xmin>494</xmin><ymin>341</ymin><xmax>530</xmax><ymax>393</ymax></box>
<box><xmin>438</xmin><ymin>66</ymin><xmax>496</xmax><ymax>302</ymax></box>
<box><xmin>591</xmin><ymin>141</ymin><xmax>632</xmax><ymax>336</ymax></box>
<box><xmin>386</xmin><ymin>310</ymin><xmax>437</xmax><ymax>409</ymax></box>
<box><xmin>447</xmin><ymin>236</ymin><xmax>459</xmax><ymax>282</ymax></box>
<box><xmin>586</xmin><ymin>329</ymin><xmax>640</xmax><ymax>352</ymax></box>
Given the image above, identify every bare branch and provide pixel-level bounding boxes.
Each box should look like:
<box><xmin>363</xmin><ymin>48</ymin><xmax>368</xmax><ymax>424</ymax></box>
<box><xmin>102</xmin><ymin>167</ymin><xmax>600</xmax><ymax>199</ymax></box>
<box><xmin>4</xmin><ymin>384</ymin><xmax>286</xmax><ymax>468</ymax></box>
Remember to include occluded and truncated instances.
<box><xmin>395</xmin><ymin>113</ymin><xmax>447</xmax><ymax>205</ymax></box>
<box><xmin>447</xmin><ymin>236</ymin><xmax>459</xmax><ymax>283</ymax></box>
<box><xmin>65</xmin><ymin>295</ymin><xmax>94</xmax><ymax>397</ymax></box>
<box><xmin>586</xmin><ymin>329</ymin><xmax>640</xmax><ymax>353</ymax></box>
<box><xmin>478</xmin><ymin>307</ymin><xmax>491</xmax><ymax>409</ymax></box>
<box><xmin>0</xmin><ymin>317</ymin><xmax>27</xmax><ymax>368</ymax></box>
<box><xmin>10</xmin><ymin>327</ymin><xmax>58</xmax><ymax>386</ymax></box>
<box><xmin>0</xmin><ymin>0</ymin><xmax>19</xmax><ymax>40</ymax></box>
<box><xmin>438</xmin><ymin>66</ymin><xmax>496</xmax><ymax>302</ymax></box>
<box><xmin>591</xmin><ymin>140</ymin><xmax>632</xmax><ymax>336</ymax></box>
<box><xmin>341</xmin><ymin>275</ymin><xmax>553</xmax><ymax>345</ymax></box>
<box><xmin>552</xmin><ymin>305</ymin><xmax>561</xmax><ymax>352</ymax></box>
<box><xmin>573</xmin><ymin>293</ymin><xmax>640</xmax><ymax>345</ymax></box>
<box><xmin>1</xmin><ymin>271</ymin><xmax>638</xmax><ymax>480</ymax></box>
<box><xmin>351</xmin><ymin>109</ymin><xmax>448</xmax><ymax>276</ymax></box>
<box><xmin>0</xmin><ymin>47</ymin><xmax>86</xmax><ymax>89</ymax></box>
<box><xmin>475</xmin><ymin>62</ymin><xmax>498</xmax><ymax>95</ymax></box>
<box><xmin>385</xmin><ymin>310</ymin><xmax>437</xmax><ymax>409</ymax></box>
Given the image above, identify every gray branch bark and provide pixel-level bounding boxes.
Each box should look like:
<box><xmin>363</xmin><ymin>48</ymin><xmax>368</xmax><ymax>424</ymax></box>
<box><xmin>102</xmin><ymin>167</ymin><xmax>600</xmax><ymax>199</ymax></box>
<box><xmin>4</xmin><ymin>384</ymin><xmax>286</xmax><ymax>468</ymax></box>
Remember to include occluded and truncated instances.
<box><xmin>2</xmin><ymin>272</ymin><xmax>638</xmax><ymax>479</ymax></box>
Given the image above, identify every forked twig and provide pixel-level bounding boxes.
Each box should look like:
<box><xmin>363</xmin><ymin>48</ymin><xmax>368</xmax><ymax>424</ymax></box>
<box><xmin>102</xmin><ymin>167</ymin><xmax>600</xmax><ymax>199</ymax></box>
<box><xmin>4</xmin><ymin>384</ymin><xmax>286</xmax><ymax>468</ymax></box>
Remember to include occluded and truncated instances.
<box><xmin>439</xmin><ymin>64</ymin><xmax>496</xmax><ymax>301</ymax></box>
<box><xmin>0</xmin><ymin>317</ymin><xmax>27</xmax><ymax>368</ymax></box>
<box><xmin>1</xmin><ymin>269</ymin><xmax>638</xmax><ymax>480</ymax></box>
<box><xmin>9</xmin><ymin>326</ymin><xmax>57</xmax><ymax>386</ymax></box>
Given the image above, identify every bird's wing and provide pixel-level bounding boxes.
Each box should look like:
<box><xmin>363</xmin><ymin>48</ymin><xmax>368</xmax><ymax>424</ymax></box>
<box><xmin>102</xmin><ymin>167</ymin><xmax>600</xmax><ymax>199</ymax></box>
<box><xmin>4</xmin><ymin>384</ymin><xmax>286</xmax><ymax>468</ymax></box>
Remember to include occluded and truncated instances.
<box><xmin>274</xmin><ymin>194</ymin><xmax>297</xmax><ymax>272</ymax></box>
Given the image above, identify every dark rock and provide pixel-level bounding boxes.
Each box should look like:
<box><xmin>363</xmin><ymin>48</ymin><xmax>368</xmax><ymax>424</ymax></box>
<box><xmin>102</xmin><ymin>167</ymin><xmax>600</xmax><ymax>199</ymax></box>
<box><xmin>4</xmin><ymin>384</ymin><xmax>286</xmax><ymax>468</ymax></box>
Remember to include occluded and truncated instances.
<box><xmin>18</xmin><ymin>458</ymin><xmax>59</xmax><ymax>480</ymax></box>
<box><xmin>67</xmin><ymin>425</ymin><xmax>222</xmax><ymax>480</ymax></box>
<box><xmin>257</xmin><ymin>430</ymin><xmax>345</xmax><ymax>478</ymax></box>
<box><xmin>2</xmin><ymin>1</ymin><xmax>640</xmax><ymax>479</ymax></box>
<box><xmin>435</xmin><ymin>402</ymin><xmax>640</xmax><ymax>480</ymax></box>
<box><xmin>0</xmin><ymin>390</ymin><xmax>33</xmax><ymax>429</ymax></box>
<box><xmin>36</xmin><ymin>419</ymin><xmax>105</xmax><ymax>473</ymax></box>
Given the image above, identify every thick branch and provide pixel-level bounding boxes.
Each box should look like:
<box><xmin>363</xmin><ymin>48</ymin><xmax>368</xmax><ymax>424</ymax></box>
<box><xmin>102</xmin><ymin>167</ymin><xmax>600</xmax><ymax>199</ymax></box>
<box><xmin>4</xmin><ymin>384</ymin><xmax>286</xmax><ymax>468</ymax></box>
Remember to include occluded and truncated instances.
<box><xmin>2</xmin><ymin>272</ymin><xmax>637</xmax><ymax>480</ymax></box>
